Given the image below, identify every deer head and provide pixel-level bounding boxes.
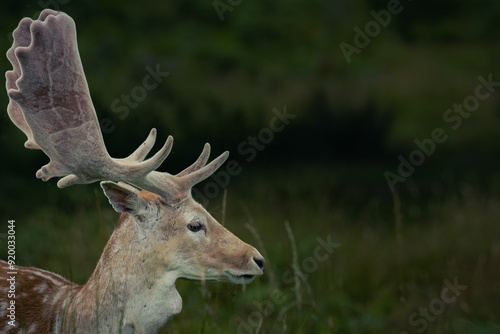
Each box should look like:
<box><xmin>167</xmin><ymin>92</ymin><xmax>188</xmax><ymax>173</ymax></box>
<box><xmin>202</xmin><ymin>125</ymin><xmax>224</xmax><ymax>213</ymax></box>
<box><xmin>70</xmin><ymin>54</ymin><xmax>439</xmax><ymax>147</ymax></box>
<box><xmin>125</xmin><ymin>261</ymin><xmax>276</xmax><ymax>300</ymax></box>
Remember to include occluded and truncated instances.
<box><xmin>101</xmin><ymin>182</ymin><xmax>265</xmax><ymax>285</ymax></box>
<box><xmin>5</xmin><ymin>9</ymin><xmax>264</xmax><ymax>332</ymax></box>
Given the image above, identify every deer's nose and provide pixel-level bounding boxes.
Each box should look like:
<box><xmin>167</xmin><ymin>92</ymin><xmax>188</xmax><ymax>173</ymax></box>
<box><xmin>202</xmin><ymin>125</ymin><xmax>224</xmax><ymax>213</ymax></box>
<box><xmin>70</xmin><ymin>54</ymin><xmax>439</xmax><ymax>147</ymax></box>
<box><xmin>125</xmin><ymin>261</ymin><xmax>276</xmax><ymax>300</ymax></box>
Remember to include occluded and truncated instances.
<box><xmin>253</xmin><ymin>256</ymin><xmax>265</xmax><ymax>271</ymax></box>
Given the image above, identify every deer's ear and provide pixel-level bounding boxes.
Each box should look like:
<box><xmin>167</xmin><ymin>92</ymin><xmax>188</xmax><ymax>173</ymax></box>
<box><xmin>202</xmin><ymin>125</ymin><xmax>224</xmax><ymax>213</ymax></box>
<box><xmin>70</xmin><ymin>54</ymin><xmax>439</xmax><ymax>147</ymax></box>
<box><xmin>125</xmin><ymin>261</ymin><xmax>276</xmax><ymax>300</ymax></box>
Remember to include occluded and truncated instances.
<box><xmin>100</xmin><ymin>181</ymin><xmax>148</xmax><ymax>216</ymax></box>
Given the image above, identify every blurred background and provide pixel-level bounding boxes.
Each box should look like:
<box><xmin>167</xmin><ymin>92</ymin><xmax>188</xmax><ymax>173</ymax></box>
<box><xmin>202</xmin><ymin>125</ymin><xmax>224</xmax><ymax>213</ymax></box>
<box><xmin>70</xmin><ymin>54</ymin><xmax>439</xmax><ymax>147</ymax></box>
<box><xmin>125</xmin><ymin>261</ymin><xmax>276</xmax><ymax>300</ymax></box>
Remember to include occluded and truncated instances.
<box><xmin>1</xmin><ymin>0</ymin><xmax>500</xmax><ymax>333</ymax></box>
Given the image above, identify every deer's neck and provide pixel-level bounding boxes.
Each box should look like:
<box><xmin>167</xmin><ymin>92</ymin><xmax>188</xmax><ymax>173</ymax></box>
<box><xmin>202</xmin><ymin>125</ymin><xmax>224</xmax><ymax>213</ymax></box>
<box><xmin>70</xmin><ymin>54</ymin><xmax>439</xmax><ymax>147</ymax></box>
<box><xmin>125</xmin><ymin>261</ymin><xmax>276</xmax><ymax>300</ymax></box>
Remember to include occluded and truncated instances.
<box><xmin>63</xmin><ymin>214</ymin><xmax>182</xmax><ymax>334</ymax></box>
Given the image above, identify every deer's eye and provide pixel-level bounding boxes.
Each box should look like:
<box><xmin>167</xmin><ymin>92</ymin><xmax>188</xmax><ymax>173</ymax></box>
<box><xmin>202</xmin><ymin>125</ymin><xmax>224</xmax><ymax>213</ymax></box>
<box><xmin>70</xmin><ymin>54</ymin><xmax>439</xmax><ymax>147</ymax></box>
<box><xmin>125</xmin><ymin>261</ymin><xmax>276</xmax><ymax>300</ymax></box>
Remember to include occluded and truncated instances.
<box><xmin>187</xmin><ymin>221</ymin><xmax>205</xmax><ymax>233</ymax></box>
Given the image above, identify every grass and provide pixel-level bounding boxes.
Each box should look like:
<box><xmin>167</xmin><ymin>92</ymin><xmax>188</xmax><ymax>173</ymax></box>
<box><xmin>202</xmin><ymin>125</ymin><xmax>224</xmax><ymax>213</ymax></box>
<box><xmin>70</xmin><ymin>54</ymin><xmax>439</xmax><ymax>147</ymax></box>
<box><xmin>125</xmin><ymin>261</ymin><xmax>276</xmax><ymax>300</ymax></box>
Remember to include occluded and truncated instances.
<box><xmin>1</xmin><ymin>163</ymin><xmax>499</xmax><ymax>333</ymax></box>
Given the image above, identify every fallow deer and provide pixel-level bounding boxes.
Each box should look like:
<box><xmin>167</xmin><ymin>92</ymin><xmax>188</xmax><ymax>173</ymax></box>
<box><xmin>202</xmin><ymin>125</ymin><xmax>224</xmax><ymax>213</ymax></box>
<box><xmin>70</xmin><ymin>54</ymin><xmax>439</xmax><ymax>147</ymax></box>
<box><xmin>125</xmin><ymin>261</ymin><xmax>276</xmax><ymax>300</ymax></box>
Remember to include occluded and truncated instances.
<box><xmin>1</xmin><ymin>9</ymin><xmax>265</xmax><ymax>334</ymax></box>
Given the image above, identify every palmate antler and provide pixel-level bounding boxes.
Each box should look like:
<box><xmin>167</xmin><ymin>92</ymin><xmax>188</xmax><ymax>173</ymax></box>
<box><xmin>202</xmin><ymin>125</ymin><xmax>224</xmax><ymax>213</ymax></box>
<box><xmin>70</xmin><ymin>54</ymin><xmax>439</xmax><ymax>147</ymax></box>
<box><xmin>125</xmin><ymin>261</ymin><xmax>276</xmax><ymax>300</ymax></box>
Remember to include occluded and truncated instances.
<box><xmin>6</xmin><ymin>9</ymin><xmax>227</xmax><ymax>203</ymax></box>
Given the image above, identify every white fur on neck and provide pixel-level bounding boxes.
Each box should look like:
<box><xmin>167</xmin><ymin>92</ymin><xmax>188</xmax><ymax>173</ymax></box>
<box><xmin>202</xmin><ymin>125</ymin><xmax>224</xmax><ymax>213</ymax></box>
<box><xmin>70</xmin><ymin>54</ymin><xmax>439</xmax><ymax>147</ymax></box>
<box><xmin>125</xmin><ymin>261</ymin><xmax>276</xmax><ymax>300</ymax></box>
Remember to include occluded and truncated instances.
<box><xmin>121</xmin><ymin>271</ymin><xmax>182</xmax><ymax>333</ymax></box>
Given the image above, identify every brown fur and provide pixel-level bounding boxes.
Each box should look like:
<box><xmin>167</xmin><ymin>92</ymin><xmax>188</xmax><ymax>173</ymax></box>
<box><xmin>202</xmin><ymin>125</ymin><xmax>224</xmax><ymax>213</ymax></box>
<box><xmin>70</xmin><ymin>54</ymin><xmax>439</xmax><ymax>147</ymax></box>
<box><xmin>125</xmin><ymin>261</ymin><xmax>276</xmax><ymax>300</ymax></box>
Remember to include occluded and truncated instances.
<box><xmin>0</xmin><ymin>261</ymin><xmax>80</xmax><ymax>333</ymax></box>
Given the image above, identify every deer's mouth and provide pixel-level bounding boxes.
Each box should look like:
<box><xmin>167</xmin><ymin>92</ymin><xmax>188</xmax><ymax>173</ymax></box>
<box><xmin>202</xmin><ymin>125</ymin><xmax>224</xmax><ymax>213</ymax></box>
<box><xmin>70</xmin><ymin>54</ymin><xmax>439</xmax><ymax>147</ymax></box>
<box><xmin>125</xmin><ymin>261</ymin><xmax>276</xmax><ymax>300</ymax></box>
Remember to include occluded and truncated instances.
<box><xmin>224</xmin><ymin>271</ymin><xmax>257</xmax><ymax>284</ymax></box>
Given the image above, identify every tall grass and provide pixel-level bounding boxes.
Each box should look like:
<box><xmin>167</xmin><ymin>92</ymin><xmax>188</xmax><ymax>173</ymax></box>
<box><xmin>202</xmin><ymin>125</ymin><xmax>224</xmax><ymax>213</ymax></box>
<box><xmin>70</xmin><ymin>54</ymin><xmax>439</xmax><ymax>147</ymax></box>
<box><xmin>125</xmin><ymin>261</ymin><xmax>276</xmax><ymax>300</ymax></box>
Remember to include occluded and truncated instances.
<box><xmin>1</xmin><ymin>165</ymin><xmax>499</xmax><ymax>333</ymax></box>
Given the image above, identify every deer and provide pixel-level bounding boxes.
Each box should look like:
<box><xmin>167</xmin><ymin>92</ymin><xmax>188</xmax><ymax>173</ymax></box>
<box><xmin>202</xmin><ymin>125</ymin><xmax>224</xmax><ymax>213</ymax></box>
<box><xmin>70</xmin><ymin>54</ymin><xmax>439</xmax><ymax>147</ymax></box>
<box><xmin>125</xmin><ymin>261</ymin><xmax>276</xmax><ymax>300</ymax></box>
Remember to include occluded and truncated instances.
<box><xmin>1</xmin><ymin>9</ymin><xmax>265</xmax><ymax>334</ymax></box>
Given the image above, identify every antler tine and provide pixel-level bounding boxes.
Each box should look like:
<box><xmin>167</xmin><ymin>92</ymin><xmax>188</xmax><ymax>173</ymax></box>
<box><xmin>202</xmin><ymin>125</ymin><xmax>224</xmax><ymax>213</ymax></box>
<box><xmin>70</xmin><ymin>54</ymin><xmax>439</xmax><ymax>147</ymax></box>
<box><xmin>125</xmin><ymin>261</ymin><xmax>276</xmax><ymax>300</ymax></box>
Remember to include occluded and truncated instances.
<box><xmin>180</xmin><ymin>150</ymin><xmax>229</xmax><ymax>190</ymax></box>
<box><xmin>133</xmin><ymin>149</ymin><xmax>229</xmax><ymax>203</ymax></box>
<box><xmin>57</xmin><ymin>174</ymin><xmax>80</xmax><ymax>188</ymax></box>
<box><xmin>176</xmin><ymin>143</ymin><xmax>211</xmax><ymax>177</ymax></box>
<box><xmin>120</xmin><ymin>128</ymin><xmax>159</xmax><ymax>163</ymax></box>
<box><xmin>122</xmin><ymin>135</ymin><xmax>174</xmax><ymax>180</ymax></box>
